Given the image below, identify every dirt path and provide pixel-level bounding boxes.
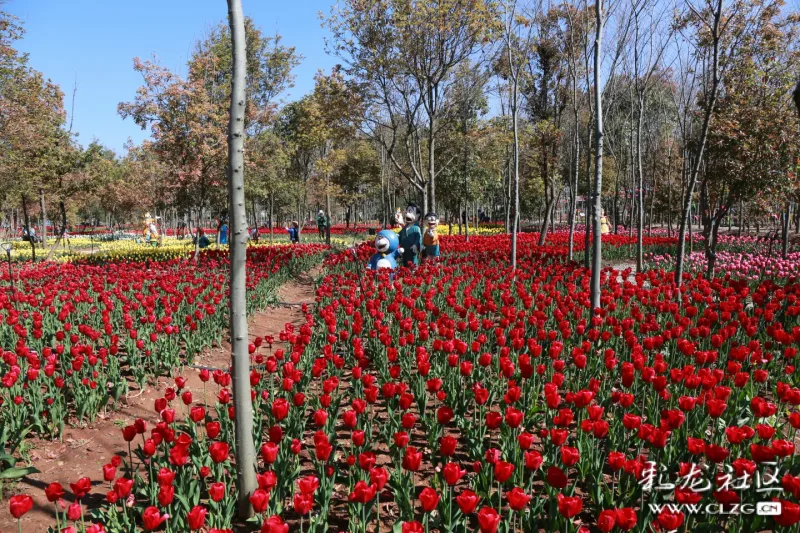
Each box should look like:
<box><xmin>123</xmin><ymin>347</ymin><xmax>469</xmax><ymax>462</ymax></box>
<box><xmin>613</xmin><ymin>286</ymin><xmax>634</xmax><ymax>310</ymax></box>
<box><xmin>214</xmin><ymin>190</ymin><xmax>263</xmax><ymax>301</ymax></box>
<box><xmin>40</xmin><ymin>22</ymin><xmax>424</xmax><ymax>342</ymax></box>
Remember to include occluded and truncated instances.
<box><xmin>0</xmin><ymin>273</ymin><xmax>318</xmax><ymax>533</ymax></box>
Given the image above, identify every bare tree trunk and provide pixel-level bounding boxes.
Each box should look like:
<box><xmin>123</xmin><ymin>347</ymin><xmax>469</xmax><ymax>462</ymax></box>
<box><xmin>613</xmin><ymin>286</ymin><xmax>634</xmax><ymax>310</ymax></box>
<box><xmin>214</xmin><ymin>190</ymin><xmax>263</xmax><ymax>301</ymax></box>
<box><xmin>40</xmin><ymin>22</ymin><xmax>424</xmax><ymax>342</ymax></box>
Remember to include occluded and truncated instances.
<box><xmin>590</xmin><ymin>0</ymin><xmax>604</xmax><ymax>311</ymax></box>
<box><xmin>568</xmin><ymin>124</ymin><xmax>579</xmax><ymax>261</ymax></box>
<box><xmin>325</xmin><ymin>185</ymin><xmax>332</xmax><ymax>246</ymax></box>
<box><xmin>675</xmin><ymin>0</ymin><xmax>723</xmax><ymax>286</ymax></box>
<box><xmin>508</xmin><ymin>46</ymin><xmax>520</xmax><ymax>269</ymax></box>
<box><xmin>270</xmin><ymin>192</ymin><xmax>274</xmax><ymax>245</ymax></box>
<box><xmin>464</xmin><ymin>114</ymin><xmax>470</xmax><ymax>242</ymax></box>
<box><xmin>44</xmin><ymin>200</ymin><xmax>69</xmax><ymax>261</ymax></box>
<box><xmin>226</xmin><ymin>0</ymin><xmax>256</xmax><ymax>519</ymax></box>
<box><xmin>39</xmin><ymin>189</ymin><xmax>47</xmax><ymax>248</ymax></box>
<box><xmin>782</xmin><ymin>201</ymin><xmax>791</xmax><ymax>260</ymax></box>
<box><xmin>505</xmin><ymin>147</ymin><xmax>512</xmax><ymax>234</ymax></box>
<box><xmin>428</xmin><ymin>99</ymin><xmax>436</xmax><ymax>214</ymax></box>
<box><xmin>21</xmin><ymin>195</ymin><xmax>35</xmax><ymax>261</ymax></box>
<box><xmin>636</xmin><ymin>97</ymin><xmax>644</xmax><ymax>271</ymax></box>
<box><xmin>584</xmin><ymin>120</ymin><xmax>593</xmax><ymax>269</ymax></box>
<box><xmin>666</xmin><ymin>142</ymin><xmax>674</xmax><ymax>237</ymax></box>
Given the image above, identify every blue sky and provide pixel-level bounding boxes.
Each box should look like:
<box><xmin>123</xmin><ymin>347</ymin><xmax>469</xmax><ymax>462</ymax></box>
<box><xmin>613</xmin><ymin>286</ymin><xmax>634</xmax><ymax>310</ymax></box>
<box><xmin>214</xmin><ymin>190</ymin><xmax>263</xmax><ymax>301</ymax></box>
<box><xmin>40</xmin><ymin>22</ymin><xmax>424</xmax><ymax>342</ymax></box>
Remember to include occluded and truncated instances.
<box><xmin>6</xmin><ymin>0</ymin><xmax>336</xmax><ymax>153</ymax></box>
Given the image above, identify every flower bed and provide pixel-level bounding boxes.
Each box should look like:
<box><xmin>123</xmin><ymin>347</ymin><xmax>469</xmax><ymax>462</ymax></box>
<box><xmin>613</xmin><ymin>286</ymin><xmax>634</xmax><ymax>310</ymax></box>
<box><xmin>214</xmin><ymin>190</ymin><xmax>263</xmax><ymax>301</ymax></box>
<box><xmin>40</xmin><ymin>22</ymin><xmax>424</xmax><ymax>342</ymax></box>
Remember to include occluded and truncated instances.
<box><xmin>0</xmin><ymin>245</ymin><xmax>325</xmax><ymax>478</ymax></box>
<box><xmin>10</xmin><ymin>233</ymin><xmax>795</xmax><ymax>532</ymax></box>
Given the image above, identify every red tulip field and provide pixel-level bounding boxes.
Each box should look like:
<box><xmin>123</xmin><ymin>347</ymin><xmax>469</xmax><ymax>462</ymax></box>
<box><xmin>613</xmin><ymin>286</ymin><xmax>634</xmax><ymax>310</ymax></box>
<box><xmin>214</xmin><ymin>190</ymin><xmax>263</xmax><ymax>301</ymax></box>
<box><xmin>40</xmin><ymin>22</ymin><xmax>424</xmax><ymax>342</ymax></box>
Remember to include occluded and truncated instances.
<box><xmin>1</xmin><ymin>232</ymin><xmax>800</xmax><ymax>532</ymax></box>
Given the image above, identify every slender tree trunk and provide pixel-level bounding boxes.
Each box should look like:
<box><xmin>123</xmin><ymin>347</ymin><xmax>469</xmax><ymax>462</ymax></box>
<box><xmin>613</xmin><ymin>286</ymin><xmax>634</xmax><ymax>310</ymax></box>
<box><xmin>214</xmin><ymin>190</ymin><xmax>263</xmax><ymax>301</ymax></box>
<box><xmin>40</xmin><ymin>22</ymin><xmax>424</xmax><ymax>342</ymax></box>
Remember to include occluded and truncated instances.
<box><xmin>675</xmin><ymin>0</ymin><xmax>722</xmax><ymax>286</ymax></box>
<box><xmin>505</xmin><ymin>147</ymin><xmax>512</xmax><ymax>234</ymax></box>
<box><xmin>325</xmin><ymin>186</ymin><xmax>332</xmax><ymax>246</ymax></box>
<box><xmin>269</xmin><ymin>192</ymin><xmax>274</xmax><ymax>245</ymax></box>
<box><xmin>428</xmin><ymin>99</ymin><xmax>436</xmax><ymax>214</ymax></box>
<box><xmin>584</xmin><ymin>119</ymin><xmax>593</xmax><ymax>269</ymax></box>
<box><xmin>464</xmin><ymin>114</ymin><xmax>470</xmax><ymax>242</ymax></box>
<box><xmin>636</xmin><ymin>98</ymin><xmax>644</xmax><ymax>271</ymax></box>
<box><xmin>568</xmin><ymin>123</ymin><xmax>579</xmax><ymax>261</ymax></box>
<box><xmin>226</xmin><ymin>0</ymin><xmax>256</xmax><ymax>519</ymax></box>
<box><xmin>39</xmin><ymin>189</ymin><xmax>47</xmax><ymax>248</ymax></box>
<box><xmin>44</xmin><ymin>200</ymin><xmax>69</xmax><ymax>261</ymax></box>
<box><xmin>511</xmin><ymin>79</ymin><xmax>520</xmax><ymax>270</ymax></box>
<box><xmin>590</xmin><ymin>0</ymin><xmax>604</xmax><ymax>311</ymax></box>
<box><xmin>666</xmin><ymin>142</ymin><xmax>674</xmax><ymax>237</ymax></box>
<box><xmin>21</xmin><ymin>195</ymin><xmax>35</xmax><ymax>261</ymax></box>
<box><xmin>782</xmin><ymin>201</ymin><xmax>791</xmax><ymax>260</ymax></box>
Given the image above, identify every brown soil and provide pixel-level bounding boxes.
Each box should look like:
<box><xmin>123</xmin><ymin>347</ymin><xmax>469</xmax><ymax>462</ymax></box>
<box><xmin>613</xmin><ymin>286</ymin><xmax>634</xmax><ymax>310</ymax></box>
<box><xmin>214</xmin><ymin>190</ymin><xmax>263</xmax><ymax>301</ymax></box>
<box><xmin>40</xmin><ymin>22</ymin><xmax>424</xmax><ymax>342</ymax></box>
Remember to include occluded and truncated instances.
<box><xmin>0</xmin><ymin>273</ymin><xmax>317</xmax><ymax>533</ymax></box>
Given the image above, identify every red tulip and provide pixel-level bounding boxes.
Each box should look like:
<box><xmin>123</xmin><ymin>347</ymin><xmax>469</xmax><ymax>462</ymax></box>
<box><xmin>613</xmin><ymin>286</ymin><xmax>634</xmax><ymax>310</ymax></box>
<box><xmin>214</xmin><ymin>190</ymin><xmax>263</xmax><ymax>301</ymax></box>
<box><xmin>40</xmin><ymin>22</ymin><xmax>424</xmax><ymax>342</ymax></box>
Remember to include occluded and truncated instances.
<box><xmin>113</xmin><ymin>477</ymin><xmax>134</xmax><ymax>499</ymax></box>
<box><xmin>455</xmin><ymin>489</ymin><xmax>480</xmax><ymax>514</ymax></box>
<box><xmin>9</xmin><ymin>494</ymin><xmax>32</xmax><ymax>519</ymax></box>
<box><xmin>206</xmin><ymin>421</ymin><xmax>221</xmax><ymax>439</ymax></box>
<box><xmin>775</xmin><ymin>499</ymin><xmax>800</xmax><ymax>527</ymax></box>
<box><xmin>209</xmin><ymin>441</ymin><xmax>230</xmax><ymax>463</ymax></box>
<box><xmin>187</xmin><ymin>505</ymin><xmax>207</xmax><ymax>530</ymax></box>
<box><xmin>557</xmin><ymin>493</ymin><xmax>583</xmax><ymax>518</ymax></box>
<box><xmin>439</xmin><ymin>435</ymin><xmax>457</xmax><ymax>456</ymax></box>
<box><xmin>261</xmin><ymin>442</ymin><xmax>279</xmax><ymax>464</ymax></box>
<box><xmin>142</xmin><ymin>506</ymin><xmax>168</xmax><ymax>531</ymax></box>
<box><xmin>70</xmin><ymin>476</ymin><xmax>92</xmax><ymax>499</ymax></box>
<box><xmin>615</xmin><ymin>507</ymin><xmax>638</xmax><ymax>531</ymax></box>
<box><xmin>546</xmin><ymin>466</ymin><xmax>568</xmax><ymax>489</ymax></box>
<box><xmin>442</xmin><ymin>462</ymin><xmax>467</xmax><ymax>486</ymax></box>
<box><xmin>477</xmin><ymin>506</ymin><xmax>501</xmax><ymax>533</ymax></box>
<box><xmin>493</xmin><ymin>461</ymin><xmax>514</xmax><ymax>483</ymax></box>
<box><xmin>656</xmin><ymin>508</ymin><xmax>684</xmax><ymax>530</ymax></box>
<box><xmin>294</xmin><ymin>492</ymin><xmax>314</xmax><ymax>514</ymax></box>
<box><xmin>506</xmin><ymin>487</ymin><xmax>530</xmax><ymax>511</ymax></box>
<box><xmin>370</xmin><ymin>467</ymin><xmax>389</xmax><ymax>491</ymax></box>
<box><xmin>208</xmin><ymin>482</ymin><xmax>226</xmax><ymax>502</ymax></box>
<box><xmin>102</xmin><ymin>463</ymin><xmax>116</xmax><ymax>482</ymax></box>
<box><xmin>403</xmin><ymin>446</ymin><xmax>422</xmax><ymax>471</ymax></box>
<box><xmin>561</xmin><ymin>446</ymin><xmax>580</xmax><ymax>466</ymax></box>
<box><xmin>45</xmin><ymin>482</ymin><xmax>65</xmax><ymax>502</ymax></box>
<box><xmin>249</xmin><ymin>489</ymin><xmax>270</xmax><ymax>513</ymax></box>
<box><xmin>262</xmin><ymin>515</ymin><xmax>289</xmax><ymax>533</ymax></box>
<box><xmin>419</xmin><ymin>487</ymin><xmax>440</xmax><ymax>512</ymax></box>
<box><xmin>298</xmin><ymin>475</ymin><xmax>320</xmax><ymax>494</ymax></box>
<box><xmin>597</xmin><ymin>509</ymin><xmax>617</xmax><ymax>532</ymax></box>
<box><xmin>157</xmin><ymin>485</ymin><xmax>174</xmax><ymax>506</ymax></box>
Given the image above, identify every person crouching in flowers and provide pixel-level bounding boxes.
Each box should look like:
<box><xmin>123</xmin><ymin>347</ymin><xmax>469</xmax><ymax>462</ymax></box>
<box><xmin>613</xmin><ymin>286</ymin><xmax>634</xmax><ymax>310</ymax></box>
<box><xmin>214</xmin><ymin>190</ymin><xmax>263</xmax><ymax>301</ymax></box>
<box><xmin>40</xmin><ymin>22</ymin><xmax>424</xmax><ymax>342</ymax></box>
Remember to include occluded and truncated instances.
<box><xmin>422</xmin><ymin>212</ymin><xmax>440</xmax><ymax>261</ymax></box>
<box><xmin>368</xmin><ymin>230</ymin><xmax>403</xmax><ymax>272</ymax></box>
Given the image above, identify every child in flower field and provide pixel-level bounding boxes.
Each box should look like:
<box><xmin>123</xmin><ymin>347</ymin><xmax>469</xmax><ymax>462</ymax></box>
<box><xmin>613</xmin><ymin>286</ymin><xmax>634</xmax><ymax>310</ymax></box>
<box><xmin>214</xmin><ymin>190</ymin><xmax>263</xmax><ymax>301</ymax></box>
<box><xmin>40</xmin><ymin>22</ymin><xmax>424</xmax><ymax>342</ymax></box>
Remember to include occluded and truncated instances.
<box><xmin>287</xmin><ymin>221</ymin><xmax>300</xmax><ymax>243</ymax></box>
<box><xmin>600</xmin><ymin>209</ymin><xmax>610</xmax><ymax>235</ymax></box>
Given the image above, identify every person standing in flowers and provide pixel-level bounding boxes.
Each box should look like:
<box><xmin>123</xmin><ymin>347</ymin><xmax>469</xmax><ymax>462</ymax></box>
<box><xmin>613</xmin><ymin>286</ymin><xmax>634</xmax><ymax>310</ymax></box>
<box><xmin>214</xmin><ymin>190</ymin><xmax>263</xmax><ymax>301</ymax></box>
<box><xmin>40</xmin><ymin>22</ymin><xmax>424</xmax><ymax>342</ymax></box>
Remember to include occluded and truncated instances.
<box><xmin>600</xmin><ymin>209</ymin><xmax>610</xmax><ymax>236</ymax></box>
<box><xmin>219</xmin><ymin>220</ymin><xmax>229</xmax><ymax>245</ymax></box>
<box><xmin>399</xmin><ymin>204</ymin><xmax>422</xmax><ymax>266</ymax></box>
<box><xmin>316</xmin><ymin>210</ymin><xmax>327</xmax><ymax>241</ymax></box>
<box><xmin>286</xmin><ymin>221</ymin><xmax>300</xmax><ymax>244</ymax></box>
<box><xmin>422</xmin><ymin>212</ymin><xmax>440</xmax><ymax>260</ymax></box>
